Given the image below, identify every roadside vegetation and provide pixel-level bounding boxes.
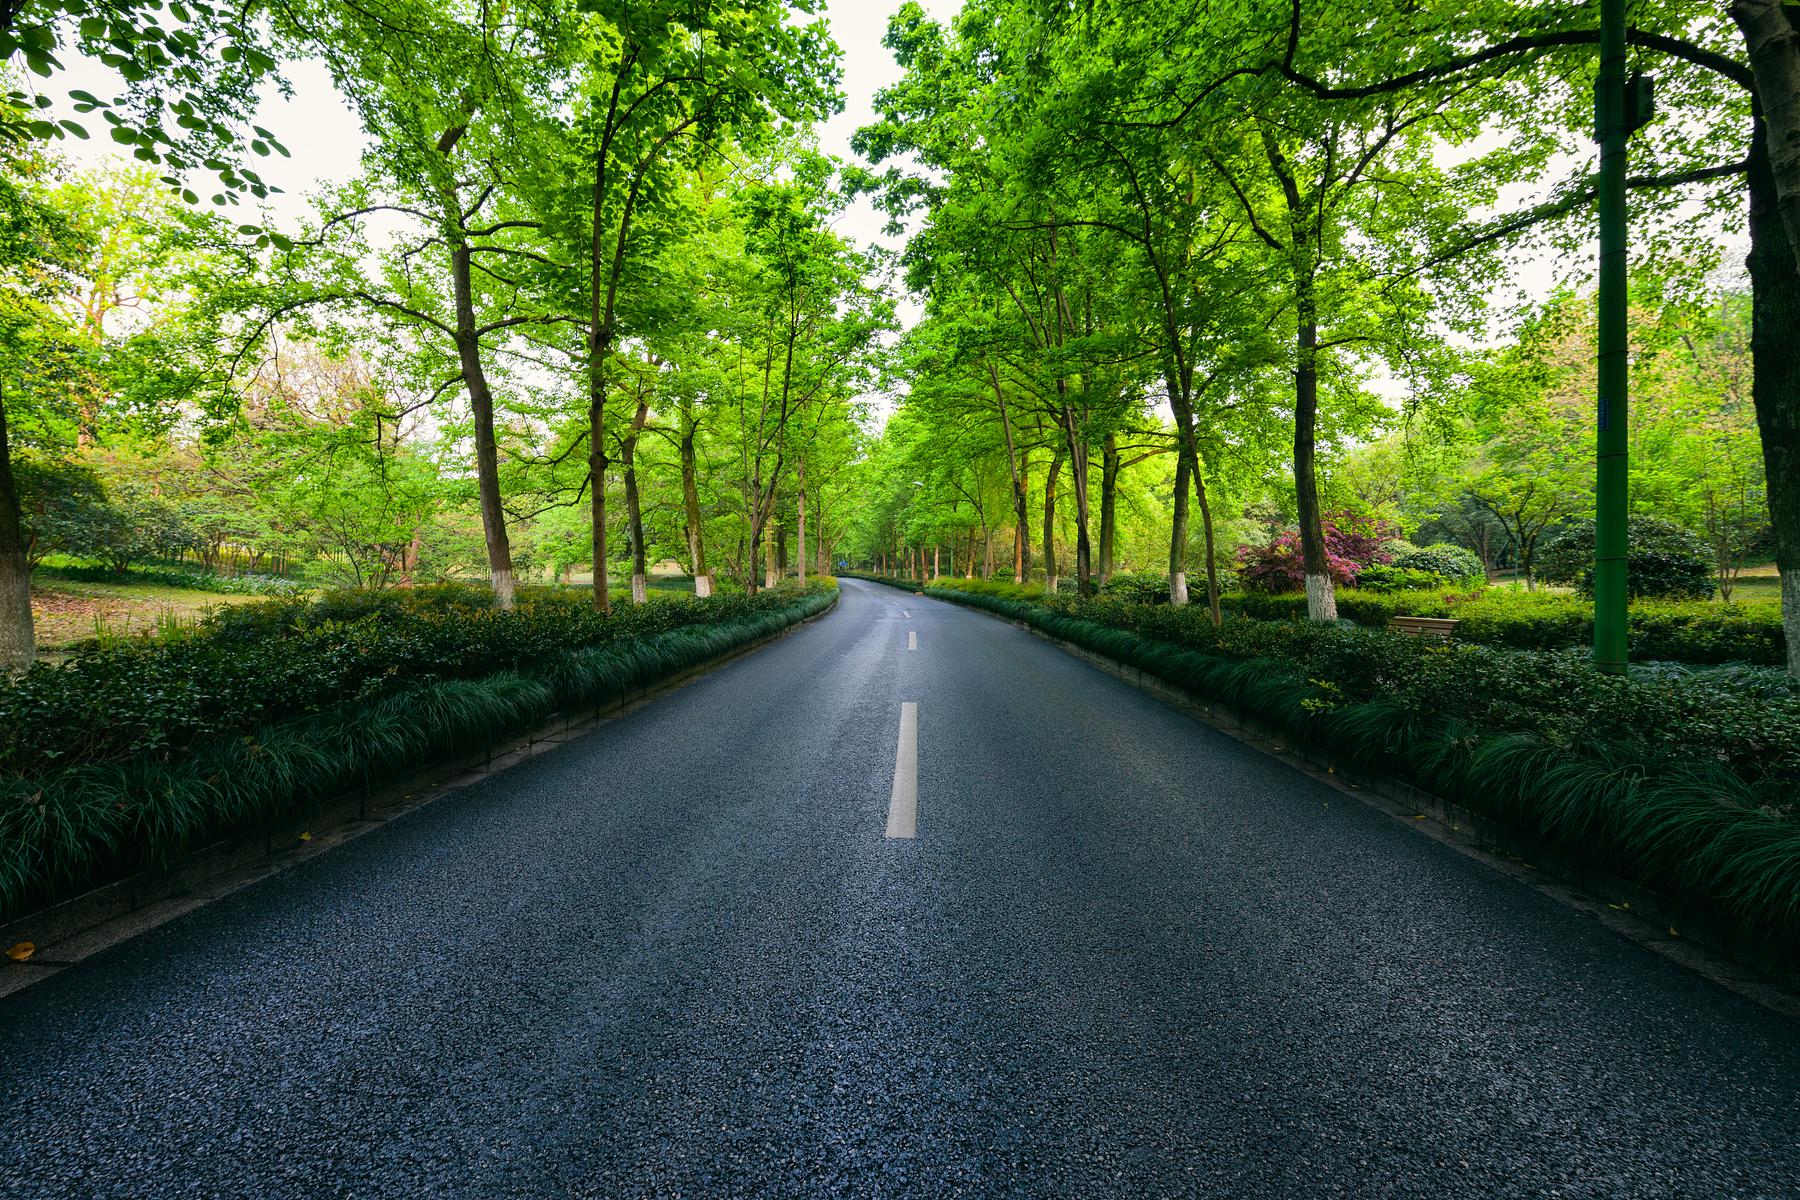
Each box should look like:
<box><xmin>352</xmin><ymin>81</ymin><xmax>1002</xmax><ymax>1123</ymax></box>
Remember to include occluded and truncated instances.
<box><xmin>853</xmin><ymin>571</ymin><xmax>1800</xmax><ymax>960</ymax></box>
<box><xmin>0</xmin><ymin>578</ymin><xmax>836</xmax><ymax>921</ymax></box>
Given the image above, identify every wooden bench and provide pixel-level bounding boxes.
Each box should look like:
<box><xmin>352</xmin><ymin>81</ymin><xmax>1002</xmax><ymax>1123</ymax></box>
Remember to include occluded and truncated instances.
<box><xmin>1388</xmin><ymin>615</ymin><xmax>1460</xmax><ymax>639</ymax></box>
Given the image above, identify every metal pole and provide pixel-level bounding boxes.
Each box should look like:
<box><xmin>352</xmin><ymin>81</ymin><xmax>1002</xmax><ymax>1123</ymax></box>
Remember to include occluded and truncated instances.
<box><xmin>1593</xmin><ymin>0</ymin><xmax>1629</xmax><ymax>675</ymax></box>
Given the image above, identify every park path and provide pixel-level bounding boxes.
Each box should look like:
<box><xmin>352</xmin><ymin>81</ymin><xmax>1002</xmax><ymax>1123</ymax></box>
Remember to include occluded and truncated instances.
<box><xmin>2</xmin><ymin>577</ymin><xmax>1797</xmax><ymax>1198</ymax></box>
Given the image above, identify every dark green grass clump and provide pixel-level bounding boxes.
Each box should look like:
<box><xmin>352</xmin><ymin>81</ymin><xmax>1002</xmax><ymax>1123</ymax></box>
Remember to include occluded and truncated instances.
<box><xmin>0</xmin><ymin>581</ymin><xmax>836</xmax><ymax>922</ymax></box>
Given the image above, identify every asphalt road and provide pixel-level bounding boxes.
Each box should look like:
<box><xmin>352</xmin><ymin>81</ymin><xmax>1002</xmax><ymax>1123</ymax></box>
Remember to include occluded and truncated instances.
<box><xmin>3</xmin><ymin>577</ymin><xmax>1797</xmax><ymax>1198</ymax></box>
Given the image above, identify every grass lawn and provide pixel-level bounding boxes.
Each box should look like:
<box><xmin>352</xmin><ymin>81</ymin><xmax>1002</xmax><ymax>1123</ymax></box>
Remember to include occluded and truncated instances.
<box><xmin>30</xmin><ymin>579</ymin><xmax>262</xmax><ymax>652</ymax></box>
<box><xmin>1729</xmin><ymin>563</ymin><xmax>1781</xmax><ymax>600</ymax></box>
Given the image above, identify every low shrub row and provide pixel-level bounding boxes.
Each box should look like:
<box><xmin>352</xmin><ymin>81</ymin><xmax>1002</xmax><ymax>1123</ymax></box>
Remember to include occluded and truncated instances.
<box><xmin>868</xmin><ymin>574</ymin><xmax>1800</xmax><ymax>958</ymax></box>
<box><xmin>4</xmin><ymin>583</ymin><xmax>829</xmax><ymax>775</ymax></box>
<box><xmin>1224</xmin><ymin>587</ymin><xmax>1785</xmax><ymax>665</ymax></box>
<box><xmin>849</xmin><ymin>571</ymin><xmax>1785</xmax><ymax>665</ymax></box>
<box><xmin>0</xmin><ymin>580</ymin><xmax>837</xmax><ymax>922</ymax></box>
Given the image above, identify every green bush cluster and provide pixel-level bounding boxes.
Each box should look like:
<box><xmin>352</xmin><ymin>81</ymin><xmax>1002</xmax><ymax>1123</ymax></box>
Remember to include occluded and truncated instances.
<box><xmin>1216</xmin><ymin>585</ymin><xmax>1783</xmax><ymax>665</ymax></box>
<box><xmin>2</xmin><ymin>582</ymin><xmax>832</xmax><ymax>776</ymax></box>
<box><xmin>844</xmin><ymin>570</ymin><xmax>1784</xmax><ymax>665</ymax></box>
<box><xmin>1353</xmin><ymin>565</ymin><xmax>1444</xmax><ymax>593</ymax></box>
<box><xmin>1391</xmin><ymin>542</ymin><xmax>1487</xmax><ymax>585</ymax></box>
<box><xmin>1539</xmin><ymin>517</ymin><xmax>1717</xmax><ymax>600</ymax></box>
<box><xmin>907</xmin><ymin>579</ymin><xmax>1800</xmax><ymax>956</ymax></box>
<box><xmin>0</xmin><ymin>582</ymin><xmax>837</xmax><ymax>922</ymax></box>
<box><xmin>1098</xmin><ymin>572</ymin><xmax>1173</xmax><ymax>604</ymax></box>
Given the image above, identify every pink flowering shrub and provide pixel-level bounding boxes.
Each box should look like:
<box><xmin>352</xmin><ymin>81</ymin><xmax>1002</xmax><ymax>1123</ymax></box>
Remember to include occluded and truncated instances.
<box><xmin>1236</xmin><ymin>512</ymin><xmax>1400</xmax><ymax>593</ymax></box>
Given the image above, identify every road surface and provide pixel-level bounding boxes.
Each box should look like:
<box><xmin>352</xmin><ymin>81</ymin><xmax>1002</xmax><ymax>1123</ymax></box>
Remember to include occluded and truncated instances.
<box><xmin>3</xmin><ymin>578</ymin><xmax>1797</xmax><ymax>1197</ymax></box>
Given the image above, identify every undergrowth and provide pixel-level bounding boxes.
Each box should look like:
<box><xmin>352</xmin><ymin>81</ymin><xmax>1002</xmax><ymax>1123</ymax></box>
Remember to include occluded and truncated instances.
<box><xmin>0</xmin><ymin>581</ymin><xmax>837</xmax><ymax>922</ymax></box>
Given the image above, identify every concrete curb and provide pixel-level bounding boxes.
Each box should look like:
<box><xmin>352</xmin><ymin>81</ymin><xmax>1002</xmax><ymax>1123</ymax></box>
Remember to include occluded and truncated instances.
<box><xmin>0</xmin><ymin>593</ymin><xmax>839</xmax><ymax>1001</ymax></box>
<box><xmin>902</xmin><ymin>582</ymin><xmax>1800</xmax><ymax>1022</ymax></box>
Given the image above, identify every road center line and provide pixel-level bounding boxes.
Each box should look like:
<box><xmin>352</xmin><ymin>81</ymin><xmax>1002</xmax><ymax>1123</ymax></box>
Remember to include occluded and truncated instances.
<box><xmin>907</xmin><ymin>630</ymin><xmax>917</xmax><ymax>651</ymax></box>
<box><xmin>885</xmin><ymin>702</ymin><xmax>919</xmax><ymax>839</ymax></box>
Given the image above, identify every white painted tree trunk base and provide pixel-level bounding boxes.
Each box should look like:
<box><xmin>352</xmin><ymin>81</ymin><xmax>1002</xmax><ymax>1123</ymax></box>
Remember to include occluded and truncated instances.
<box><xmin>491</xmin><ymin>568</ymin><xmax>516</xmax><ymax>611</ymax></box>
<box><xmin>1305</xmin><ymin>572</ymin><xmax>1339</xmax><ymax>622</ymax></box>
<box><xmin>631</xmin><ymin>573</ymin><xmax>648</xmax><ymax>605</ymax></box>
<box><xmin>1045</xmin><ymin>574</ymin><xmax>1058</xmax><ymax>596</ymax></box>
<box><xmin>1170</xmin><ymin>571</ymin><xmax>1189</xmax><ymax>607</ymax></box>
<box><xmin>1785</xmin><ymin>568</ymin><xmax>1799</xmax><ymax>679</ymax></box>
<box><xmin>694</xmin><ymin>574</ymin><xmax>713</xmax><ymax>598</ymax></box>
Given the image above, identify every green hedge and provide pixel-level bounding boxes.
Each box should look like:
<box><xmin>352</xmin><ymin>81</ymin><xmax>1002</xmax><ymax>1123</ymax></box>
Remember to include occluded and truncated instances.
<box><xmin>1212</xmin><ymin>586</ymin><xmax>1785</xmax><ymax>666</ymax></box>
<box><xmin>845</xmin><ymin>571</ymin><xmax>1784</xmax><ymax>665</ymax></box>
<box><xmin>3</xmin><ymin>583</ymin><xmax>837</xmax><ymax>776</ymax></box>
<box><xmin>0</xmin><ymin>581</ymin><xmax>836</xmax><ymax>922</ymax></box>
<box><xmin>896</xmin><ymin>578</ymin><xmax>1800</xmax><ymax>959</ymax></box>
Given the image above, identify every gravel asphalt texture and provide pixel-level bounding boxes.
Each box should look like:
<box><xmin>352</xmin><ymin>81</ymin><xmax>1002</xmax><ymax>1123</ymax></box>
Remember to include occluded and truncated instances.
<box><xmin>2</xmin><ymin>577</ymin><xmax>1797</xmax><ymax>1198</ymax></box>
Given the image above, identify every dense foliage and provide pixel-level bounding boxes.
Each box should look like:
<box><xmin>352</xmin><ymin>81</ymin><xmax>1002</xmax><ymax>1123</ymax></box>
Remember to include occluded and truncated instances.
<box><xmin>2</xmin><ymin>582</ymin><xmax>837</xmax><ymax>776</ymax></box>
<box><xmin>0</xmin><ymin>580</ymin><xmax>837</xmax><ymax>920</ymax></box>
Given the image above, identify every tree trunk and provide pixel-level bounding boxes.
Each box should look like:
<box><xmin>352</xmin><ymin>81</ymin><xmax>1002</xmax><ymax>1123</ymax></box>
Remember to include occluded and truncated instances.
<box><xmin>1192</xmin><ymin>451</ymin><xmax>1223</xmax><ymax>627</ymax></box>
<box><xmin>1169</xmin><ymin>447</ymin><xmax>1191</xmax><ymax>607</ymax></box>
<box><xmin>1042</xmin><ymin>448</ymin><xmax>1064</xmax><ymax>595</ymax></box>
<box><xmin>991</xmin><ymin>364</ymin><xmax>1031</xmax><ymax>583</ymax></box>
<box><xmin>1060</xmin><ymin>398</ymin><xmax>1094</xmax><ymax>595</ymax></box>
<box><xmin>1735</xmin><ymin>0</ymin><xmax>1800</xmax><ymax>277</ymax></box>
<box><xmin>1293</xmin><ymin>276</ymin><xmax>1336</xmax><ymax>621</ymax></box>
<box><xmin>620</xmin><ymin>389</ymin><xmax>651</xmax><ymax>605</ymax></box>
<box><xmin>680</xmin><ymin>418</ymin><xmax>711</xmax><ymax>597</ymax></box>
<box><xmin>1749</xmin><ymin>108</ymin><xmax>1800</xmax><ymax>676</ymax></box>
<box><xmin>1098</xmin><ymin>432</ymin><xmax>1118</xmax><ymax>585</ymax></box>
<box><xmin>1015</xmin><ymin>451</ymin><xmax>1031</xmax><ymax>582</ymax></box>
<box><xmin>449</xmin><ymin>244</ymin><xmax>516</xmax><ymax>609</ymax></box>
<box><xmin>796</xmin><ymin>460</ymin><xmax>807</xmax><ymax>588</ymax></box>
<box><xmin>0</xmin><ymin>389</ymin><xmax>34</xmax><ymax>668</ymax></box>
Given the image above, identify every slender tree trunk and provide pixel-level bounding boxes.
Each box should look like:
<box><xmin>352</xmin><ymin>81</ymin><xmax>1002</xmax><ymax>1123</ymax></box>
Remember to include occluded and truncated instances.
<box><xmin>0</xmin><ymin>388</ymin><xmax>34</xmax><ymax>668</ymax></box>
<box><xmin>1059</xmin><ymin>398</ymin><xmax>1094</xmax><ymax>595</ymax></box>
<box><xmin>1043</xmin><ymin>448</ymin><xmax>1064</xmax><ymax>595</ymax></box>
<box><xmin>1169</xmin><ymin>448</ymin><xmax>1191</xmax><ymax>607</ymax></box>
<box><xmin>680</xmin><ymin>419</ymin><xmax>711</xmax><ymax>597</ymax></box>
<box><xmin>991</xmin><ymin>363</ymin><xmax>1030</xmax><ymax>582</ymax></box>
<box><xmin>449</xmin><ymin>244</ymin><xmax>516</xmax><ymax>609</ymax></box>
<box><xmin>796</xmin><ymin>460</ymin><xmax>807</xmax><ymax>589</ymax></box>
<box><xmin>1098</xmin><ymin>432</ymin><xmax>1119</xmax><ymax>585</ymax></box>
<box><xmin>1192</xmin><ymin>451</ymin><xmax>1223</xmax><ymax>626</ymax></box>
<box><xmin>620</xmin><ymin>388</ymin><xmax>651</xmax><ymax>605</ymax></box>
<box><xmin>1015</xmin><ymin>451</ymin><xmax>1031</xmax><ymax>582</ymax></box>
<box><xmin>1293</xmin><ymin>276</ymin><xmax>1336</xmax><ymax>621</ymax></box>
<box><xmin>1749</xmin><ymin>110</ymin><xmax>1800</xmax><ymax>676</ymax></box>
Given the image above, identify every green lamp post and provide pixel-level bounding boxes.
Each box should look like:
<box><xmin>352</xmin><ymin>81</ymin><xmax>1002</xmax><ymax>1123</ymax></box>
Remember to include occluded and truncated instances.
<box><xmin>1594</xmin><ymin>0</ymin><xmax>1653</xmax><ymax>674</ymax></box>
